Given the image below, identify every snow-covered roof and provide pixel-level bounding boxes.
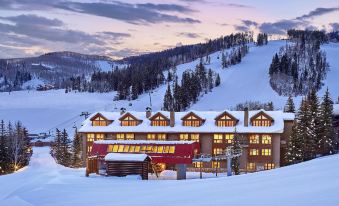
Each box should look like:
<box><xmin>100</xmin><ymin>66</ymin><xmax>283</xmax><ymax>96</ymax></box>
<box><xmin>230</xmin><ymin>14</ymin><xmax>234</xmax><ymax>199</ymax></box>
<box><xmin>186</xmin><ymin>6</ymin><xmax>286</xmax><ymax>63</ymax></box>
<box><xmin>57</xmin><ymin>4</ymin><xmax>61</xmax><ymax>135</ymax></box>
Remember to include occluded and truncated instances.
<box><xmin>334</xmin><ymin>104</ymin><xmax>339</xmax><ymax>116</ymax></box>
<box><xmin>79</xmin><ymin>110</ymin><xmax>295</xmax><ymax>134</ymax></box>
<box><xmin>104</xmin><ymin>153</ymin><xmax>149</xmax><ymax>162</ymax></box>
<box><xmin>95</xmin><ymin>140</ymin><xmax>195</xmax><ymax>145</ymax></box>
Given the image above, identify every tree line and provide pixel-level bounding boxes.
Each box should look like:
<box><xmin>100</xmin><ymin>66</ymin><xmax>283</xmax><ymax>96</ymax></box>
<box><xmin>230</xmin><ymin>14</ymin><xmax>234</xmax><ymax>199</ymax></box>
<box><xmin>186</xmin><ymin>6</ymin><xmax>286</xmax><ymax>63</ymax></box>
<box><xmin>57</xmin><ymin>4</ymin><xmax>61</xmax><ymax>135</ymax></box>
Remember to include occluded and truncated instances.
<box><xmin>51</xmin><ymin>129</ymin><xmax>83</xmax><ymax>168</ymax></box>
<box><xmin>285</xmin><ymin>89</ymin><xmax>337</xmax><ymax>165</ymax></box>
<box><xmin>221</xmin><ymin>45</ymin><xmax>249</xmax><ymax>68</ymax></box>
<box><xmin>256</xmin><ymin>33</ymin><xmax>268</xmax><ymax>46</ymax></box>
<box><xmin>269</xmin><ymin>29</ymin><xmax>330</xmax><ymax>96</ymax></box>
<box><xmin>163</xmin><ymin>60</ymin><xmax>220</xmax><ymax>111</ymax></box>
<box><xmin>0</xmin><ymin>120</ymin><xmax>31</xmax><ymax>175</ymax></box>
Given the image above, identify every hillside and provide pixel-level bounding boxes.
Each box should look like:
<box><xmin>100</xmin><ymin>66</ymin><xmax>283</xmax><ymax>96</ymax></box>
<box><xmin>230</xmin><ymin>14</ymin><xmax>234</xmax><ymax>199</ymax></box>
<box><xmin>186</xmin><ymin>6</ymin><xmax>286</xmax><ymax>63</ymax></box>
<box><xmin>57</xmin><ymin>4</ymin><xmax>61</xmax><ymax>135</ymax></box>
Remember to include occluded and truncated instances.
<box><xmin>0</xmin><ymin>41</ymin><xmax>338</xmax><ymax>135</ymax></box>
<box><xmin>0</xmin><ymin>147</ymin><xmax>338</xmax><ymax>206</ymax></box>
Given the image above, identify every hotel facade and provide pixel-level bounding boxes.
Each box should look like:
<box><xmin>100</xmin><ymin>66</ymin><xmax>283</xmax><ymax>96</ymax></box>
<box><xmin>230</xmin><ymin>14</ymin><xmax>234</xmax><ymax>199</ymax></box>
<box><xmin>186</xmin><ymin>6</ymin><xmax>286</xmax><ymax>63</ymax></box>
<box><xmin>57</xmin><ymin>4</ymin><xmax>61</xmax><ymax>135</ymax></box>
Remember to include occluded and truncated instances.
<box><xmin>78</xmin><ymin>109</ymin><xmax>294</xmax><ymax>172</ymax></box>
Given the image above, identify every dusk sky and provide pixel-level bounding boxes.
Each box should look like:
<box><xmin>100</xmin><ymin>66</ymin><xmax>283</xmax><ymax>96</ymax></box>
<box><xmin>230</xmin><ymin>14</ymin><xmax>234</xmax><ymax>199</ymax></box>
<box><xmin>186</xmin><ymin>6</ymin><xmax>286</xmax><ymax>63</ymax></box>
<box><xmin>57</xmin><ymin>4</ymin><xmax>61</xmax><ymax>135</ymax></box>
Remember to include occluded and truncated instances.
<box><xmin>0</xmin><ymin>0</ymin><xmax>338</xmax><ymax>59</ymax></box>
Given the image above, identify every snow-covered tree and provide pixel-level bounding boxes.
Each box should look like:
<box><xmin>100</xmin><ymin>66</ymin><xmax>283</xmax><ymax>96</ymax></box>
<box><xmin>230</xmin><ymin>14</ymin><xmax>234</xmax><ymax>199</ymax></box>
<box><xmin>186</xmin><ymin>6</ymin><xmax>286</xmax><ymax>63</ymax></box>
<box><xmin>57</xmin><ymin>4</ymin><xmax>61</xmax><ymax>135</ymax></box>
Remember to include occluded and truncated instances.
<box><xmin>71</xmin><ymin>132</ymin><xmax>83</xmax><ymax>168</ymax></box>
<box><xmin>284</xmin><ymin>96</ymin><xmax>295</xmax><ymax>113</ymax></box>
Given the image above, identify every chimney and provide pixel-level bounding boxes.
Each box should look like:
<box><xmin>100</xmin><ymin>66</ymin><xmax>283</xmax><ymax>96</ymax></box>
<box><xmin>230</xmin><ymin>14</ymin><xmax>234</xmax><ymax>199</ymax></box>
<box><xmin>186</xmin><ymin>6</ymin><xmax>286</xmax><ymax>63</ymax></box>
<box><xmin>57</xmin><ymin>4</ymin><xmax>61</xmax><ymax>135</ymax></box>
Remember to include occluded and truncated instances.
<box><xmin>146</xmin><ymin>107</ymin><xmax>152</xmax><ymax>118</ymax></box>
<box><xmin>170</xmin><ymin>111</ymin><xmax>175</xmax><ymax>127</ymax></box>
<box><xmin>244</xmin><ymin>107</ymin><xmax>249</xmax><ymax>127</ymax></box>
<box><xmin>120</xmin><ymin>107</ymin><xmax>126</xmax><ymax>115</ymax></box>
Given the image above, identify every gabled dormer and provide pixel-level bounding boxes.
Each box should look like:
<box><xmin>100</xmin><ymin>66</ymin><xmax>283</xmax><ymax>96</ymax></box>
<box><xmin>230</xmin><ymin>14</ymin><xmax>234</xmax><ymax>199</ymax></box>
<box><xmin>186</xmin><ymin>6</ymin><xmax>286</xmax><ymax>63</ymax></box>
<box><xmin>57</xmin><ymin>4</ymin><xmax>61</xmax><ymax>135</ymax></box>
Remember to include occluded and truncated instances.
<box><xmin>149</xmin><ymin>112</ymin><xmax>170</xmax><ymax>126</ymax></box>
<box><xmin>90</xmin><ymin>113</ymin><xmax>111</xmax><ymax>126</ymax></box>
<box><xmin>119</xmin><ymin>112</ymin><xmax>142</xmax><ymax>126</ymax></box>
<box><xmin>214</xmin><ymin>111</ymin><xmax>238</xmax><ymax>127</ymax></box>
<box><xmin>250</xmin><ymin>111</ymin><xmax>274</xmax><ymax>127</ymax></box>
<box><xmin>181</xmin><ymin>112</ymin><xmax>204</xmax><ymax>127</ymax></box>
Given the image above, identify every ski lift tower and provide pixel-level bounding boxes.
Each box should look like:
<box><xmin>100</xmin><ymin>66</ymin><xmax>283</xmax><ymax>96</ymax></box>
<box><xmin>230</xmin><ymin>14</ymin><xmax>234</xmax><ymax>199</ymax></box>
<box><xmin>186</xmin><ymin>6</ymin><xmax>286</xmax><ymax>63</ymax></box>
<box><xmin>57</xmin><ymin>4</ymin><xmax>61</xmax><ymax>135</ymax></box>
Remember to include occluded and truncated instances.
<box><xmin>224</xmin><ymin>146</ymin><xmax>242</xmax><ymax>176</ymax></box>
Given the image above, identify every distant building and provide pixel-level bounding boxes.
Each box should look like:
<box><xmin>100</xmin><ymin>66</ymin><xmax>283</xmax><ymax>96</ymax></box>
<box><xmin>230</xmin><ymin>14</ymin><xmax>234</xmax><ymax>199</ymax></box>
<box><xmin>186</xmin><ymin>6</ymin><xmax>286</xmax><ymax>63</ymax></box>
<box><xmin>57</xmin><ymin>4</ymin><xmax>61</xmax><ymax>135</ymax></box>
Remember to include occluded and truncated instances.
<box><xmin>78</xmin><ymin>109</ymin><xmax>294</xmax><ymax>173</ymax></box>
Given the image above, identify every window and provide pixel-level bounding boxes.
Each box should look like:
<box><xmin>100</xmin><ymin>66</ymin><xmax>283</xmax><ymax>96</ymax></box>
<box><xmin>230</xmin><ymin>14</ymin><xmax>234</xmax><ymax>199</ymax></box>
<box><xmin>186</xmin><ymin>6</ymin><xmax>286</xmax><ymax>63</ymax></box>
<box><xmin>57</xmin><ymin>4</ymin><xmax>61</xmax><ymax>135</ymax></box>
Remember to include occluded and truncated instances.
<box><xmin>87</xmin><ymin>146</ymin><xmax>92</xmax><ymax>153</ymax></box>
<box><xmin>118</xmin><ymin>145</ymin><xmax>124</xmax><ymax>152</ymax></box>
<box><xmin>213</xmin><ymin>134</ymin><xmax>223</xmax><ymax>143</ymax></box>
<box><xmin>180</xmin><ymin>134</ymin><xmax>189</xmax><ymax>141</ymax></box>
<box><xmin>212</xmin><ymin>161</ymin><xmax>220</xmax><ymax>168</ymax></box>
<box><xmin>116</xmin><ymin>133</ymin><xmax>125</xmax><ymax>140</ymax></box>
<box><xmin>249</xmin><ymin>135</ymin><xmax>259</xmax><ymax>144</ymax></box>
<box><xmin>213</xmin><ymin>148</ymin><xmax>223</xmax><ymax>155</ymax></box>
<box><xmin>183</xmin><ymin>115</ymin><xmax>201</xmax><ymax>127</ymax></box>
<box><xmin>247</xmin><ymin>163</ymin><xmax>256</xmax><ymax>171</ymax></box>
<box><xmin>264</xmin><ymin>163</ymin><xmax>275</xmax><ymax>170</ymax></box>
<box><xmin>87</xmin><ymin>133</ymin><xmax>95</xmax><ymax>142</ymax></box>
<box><xmin>262</xmin><ymin>149</ymin><xmax>271</xmax><ymax>156</ymax></box>
<box><xmin>193</xmin><ymin>162</ymin><xmax>203</xmax><ymax>168</ymax></box>
<box><xmin>121</xmin><ymin>116</ymin><xmax>139</xmax><ymax>126</ymax></box>
<box><xmin>92</xmin><ymin>116</ymin><xmax>107</xmax><ymax>126</ymax></box>
<box><xmin>123</xmin><ymin>145</ymin><xmax>130</xmax><ymax>152</ymax></box>
<box><xmin>225</xmin><ymin>134</ymin><xmax>234</xmax><ymax>143</ymax></box>
<box><xmin>126</xmin><ymin>134</ymin><xmax>134</xmax><ymax>140</ymax></box>
<box><xmin>169</xmin><ymin>146</ymin><xmax>175</xmax><ymax>153</ymax></box>
<box><xmin>157</xmin><ymin>146</ymin><xmax>164</xmax><ymax>153</ymax></box>
<box><xmin>96</xmin><ymin>133</ymin><xmax>105</xmax><ymax>141</ymax></box>
<box><xmin>250</xmin><ymin>149</ymin><xmax>259</xmax><ymax>156</ymax></box>
<box><xmin>148</xmin><ymin>134</ymin><xmax>166</xmax><ymax>141</ymax></box>
<box><xmin>252</xmin><ymin>115</ymin><xmax>272</xmax><ymax>127</ymax></box>
<box><xmin>151</xmin><ymin>115</ymin><xmax>169</xmax><ymax>126</ymax></box>
<box><xmin>191</xmin><ymin>134</ymin><xmax>200</xmax><ymax>142</ymax></box>
<box><xmin>216</xmin><ymin>114</ymin><xmax>236</xmax><ymax>127</ymax></box>
<box><xmin>262</xmin><ymin>135</ymin><xmax>272</xmax><ymax>144</ymax></box>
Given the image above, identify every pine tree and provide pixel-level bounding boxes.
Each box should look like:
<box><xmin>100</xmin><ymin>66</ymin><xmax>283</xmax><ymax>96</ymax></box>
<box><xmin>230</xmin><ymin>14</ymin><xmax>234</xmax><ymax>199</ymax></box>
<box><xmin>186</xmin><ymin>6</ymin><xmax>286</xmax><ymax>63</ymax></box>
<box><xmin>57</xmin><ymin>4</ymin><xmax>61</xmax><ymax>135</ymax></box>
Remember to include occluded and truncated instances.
<box><xmin>221</xmin><ymin>52</ymin><xmax>227</xmax><ymax>68</ymax></box>
<box><xmin>60</xmin><ymin>129</ymin><xmax>71</xmax><ymax>167</ymax></box>
<box><xmin>0</xmin><ymin>120</ymin><xmax>9</xmax><ymax>174</ymax></box>
<box><xmin>318</xmin><ymin>89</ymin><xmax>336</xmax><ymax>155</ymax></box>
<box><xmin>284</xmin><ymin>96</ymin><xmax>296</xmax><ymax>113</ymax></box>
<box><xmin>71</xmin><ymin>132</ymin><xmax>83</xmax><ymax>168</ymax></box>
<box><xmin>215</xmin><ymin>74</ymin><xmax>221</xmax><ymax>87</ymax></box>
<box><xmin>307</xmin><ymin>90</ymin><xmax>320</xmax><ymax>158</ymax></box>
<box><xmin>231</xmin><ymin>131</ymin><xmax>241</xmax><ymax>175</ymax></box>
<box><xmin>285</xmin><ymin>119</ymin><xmax>303</xmax><ymax>165</ymax></box>
<box><xmin>163</xmin><ymin>84</ymin><xmax>174</xmax><ymax>111</ymax></box>
<box><xmin>208</xmin><ymin>69</ymin><xmax>213</xmax><ymax>92</ymax></box>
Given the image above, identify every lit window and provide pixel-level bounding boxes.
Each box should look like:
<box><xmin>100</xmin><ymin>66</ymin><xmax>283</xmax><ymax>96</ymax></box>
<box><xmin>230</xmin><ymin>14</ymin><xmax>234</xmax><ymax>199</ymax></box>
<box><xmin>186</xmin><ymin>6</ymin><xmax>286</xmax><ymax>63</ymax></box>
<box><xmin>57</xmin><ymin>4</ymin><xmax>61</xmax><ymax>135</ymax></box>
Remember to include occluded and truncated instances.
<box><xmin>148</xmin><ymin>134</ymin><xmax>166</xmax><ymax>141</ymax></box>
<box><xmin>135</xmin><ymin>146</ymin><xmax>140</xmax><ymax>152</ymax></box>
<box><xmin>164</xmin><ymin>146</ymin><xmax>170</xmax><ymax>153</ymax></box>
<box><xmin>157</xmin><ymin>146</ymin><xmax>164</xmax><ymax>153</ymax></box>
<box><xmin>157</xmin><ymin>134</ymin><xmax>166</xmax><ymax>141</ymax></box>
<box><xmin>262</xmin><ymin>149</ymin><xmax>271</xmax><ymax>156</ymax></box>
<box><xmin>151</xmin><ymin>115</ymin><xmax>169</xmax><ymax>126</ymax></box>
<box><xmin>123</xmin><ymin>145</ymin><xmax>130</xmax><ymax>152</ymax></box>
<box><xmin>247</xmin><ymin>163</ymin><xmax>256</xmax><ymax>171</ymax></box>
<box><xmin>96</xmin><ymin>133</ymin><xmax>105</xmax><ymax>141</ymax></box>
<box><xmin>250</xmin><ymin>149</ymin><xmax>259</xmax><ymax>156</ymax></box>
<box><xmin>213</xmin><ymin>134</ymin><xmax>223</xmax><ymax>143</ymax></box>
<box><xmin>180</xmin><ymin>134</ymin><xmax>189</xmax><ymax>141</ymax></box>
<box><xmin>264</xmin><ymin>163</ymin><xmax>275</xmax><ymax>170</ymax></box>
<box><xmin>116</xmin><ymin>133</ymin><xmax>125</xmax><ymax>140</ymax></box>
<box><xmin>118</xmin><ymin>145</ymin><xmax>124</xmax><ymax>152</ymax></box>
<box><xmin>262</xmin><ymin>135</ymin><xmax>272</xmax><ymax>144</ymax></box>
<box><xmin>87</xmin><ymin>133</ymin><xmax>95</xmax><ymax>142</ymax></box>
<box><xmin>112</xmin><ymin>145</ymin><xmax>118</xmax><ymax>152</ymax></box>
<box><xmin>225</xmin><ymin>134</ymin><xmax>234</xmax><ymax>144</ymax></box>
<box><xmin>213</xmin><ymin>148</ymin><xmax>223</xmax><ymax>155</ymax></box>
<box><xmin>193</xmin><ymin>162</ymin><xmax>203</xmax><ymax>168</ymax></box>
<box><xmin>252</xmin><ymin>115</ymin><xmax>272</xmax><ymax>127</ymax></box>
<box><xmin>87</xmin><ymin>146</ymin><xmax>92</xmax><ymax>153</ymax></box>
<box><xmin>92</xmin><ymin>116</ymin><xmax>107</xmax><ymax>126</ymax></box>
<box><xmin>152</xmin><ymin>146</ymin><xmax>158</xmax><ymax>153</ymax></box>
<box><xmin>249</xmin><ymin>135</ymin><xmax>259</xmax><ymax>144</ymax></box>
<box><xmin>121</xmin><ymin>116</ymin><xmax>139</xmax><ymax>126</ymax></box>
<box><xmin>191</xmin><ymin>134</ymin><xmax>200</xmax><ymax>142</ymax></box>
<box><xmin>126</xmin><ymin>134</ymin><xmax>134</xmax><ymax>140</ymax></box>
<box><xmin>183</xmin><ymin>115</ymin><xmax>201</xmax><ymax>127</ymax></box>
<box><xmin>147</xmin><ymin>134</ymin><xmax>156</xmax><ymax>140</ymax></box>
<box><xmin>216</xmin><ymin>114</ymin><xmax>236</xmax><ymax>127</ymax></box>
<box><xmin>212</xmin><ymin>161</ymin><xmax>220</xmax><ymax>168</ymax></box>
<box><xmin>129</xmin><ymin>145</ymin><xmax>135</xmax><ymax>152</ymax></box>
<box><xmin>169</xmin><ymin>146</ymin><xmax>175</xmax><ymax>153</ymax></box>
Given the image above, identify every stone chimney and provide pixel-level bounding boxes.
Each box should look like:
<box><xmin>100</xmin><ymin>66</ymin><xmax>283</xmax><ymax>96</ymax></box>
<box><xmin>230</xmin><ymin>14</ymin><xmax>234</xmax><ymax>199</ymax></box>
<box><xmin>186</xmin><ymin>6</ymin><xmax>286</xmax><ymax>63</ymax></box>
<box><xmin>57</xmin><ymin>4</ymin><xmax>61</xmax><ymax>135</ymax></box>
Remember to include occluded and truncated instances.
<box><xmin>244</xmin><ymin>107</ymin><xmax>249</xmax><ymax>127</ymax></box>
<box><xmin>120</xmin><ymin>107</ymin><xmax>126</xmax><ymax>115</ymax></box>
<box><xmin>146</xmin><ymin>107</ymin><xmax>152</xmax><ymax>118</ymax></box>
<box><xmin>170</xmin><ymin>111</ymin><xmax>175</xmax><ymax>127</ymax></box>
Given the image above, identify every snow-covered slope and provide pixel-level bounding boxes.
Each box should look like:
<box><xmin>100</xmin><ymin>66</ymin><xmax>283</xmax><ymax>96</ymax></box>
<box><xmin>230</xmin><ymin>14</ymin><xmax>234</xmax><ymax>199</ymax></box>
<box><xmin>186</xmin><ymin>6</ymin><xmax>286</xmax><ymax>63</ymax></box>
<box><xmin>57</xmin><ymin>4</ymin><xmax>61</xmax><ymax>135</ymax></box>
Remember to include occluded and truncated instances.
<box><xmin>0</xmin><ymin>41</ymin><xmax>338</xmax><ymax>135</ymax></box>
<box><xmin>0</xmin><ymin>147</ymin><xmax>338</xmax><ymax>206</ymax></box>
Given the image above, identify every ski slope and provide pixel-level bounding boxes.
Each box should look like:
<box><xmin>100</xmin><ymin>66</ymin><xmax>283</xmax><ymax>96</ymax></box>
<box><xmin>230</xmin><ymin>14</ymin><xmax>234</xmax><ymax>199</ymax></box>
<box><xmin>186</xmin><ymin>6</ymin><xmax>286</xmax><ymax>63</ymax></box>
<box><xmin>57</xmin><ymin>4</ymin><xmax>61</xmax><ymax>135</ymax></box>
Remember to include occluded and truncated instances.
<box><xmin>0</xmin><ymin>41</ymin><xmax>338</xmax><ymax>135</ymax></box>
<box><xmin>0</xmin><ymin>147</ymin><xmax>338</xmax><ymax>206</ymax></box>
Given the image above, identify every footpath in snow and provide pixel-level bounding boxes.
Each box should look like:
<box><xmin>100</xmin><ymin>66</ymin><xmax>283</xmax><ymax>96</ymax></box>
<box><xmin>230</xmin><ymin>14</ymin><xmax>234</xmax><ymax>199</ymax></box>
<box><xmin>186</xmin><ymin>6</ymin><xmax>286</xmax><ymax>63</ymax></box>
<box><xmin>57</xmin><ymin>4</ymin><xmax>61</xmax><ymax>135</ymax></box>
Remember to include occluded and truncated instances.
<box><xmin>0</xmin><ymin>147</ymin><xmax>339</xmax><ymax>206</ymax></box>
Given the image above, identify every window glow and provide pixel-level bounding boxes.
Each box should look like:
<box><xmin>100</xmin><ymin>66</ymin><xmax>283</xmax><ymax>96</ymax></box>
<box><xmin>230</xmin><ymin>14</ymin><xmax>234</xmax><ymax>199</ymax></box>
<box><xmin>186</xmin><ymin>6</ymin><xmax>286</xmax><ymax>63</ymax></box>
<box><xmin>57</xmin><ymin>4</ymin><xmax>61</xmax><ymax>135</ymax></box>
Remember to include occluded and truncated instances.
<box><xmin>262</xmin><ymin>149</ymin><xmax>271</xmax><ymax>156</ymax></box>
<box><xmin>250</xmin><ymin>149</ymin><xmax>259</xmax><ymax>156</ymax></box>
<box><xmin>262</xmin><ymin>135</ymin><xmax>272</xmax><ymax>144</ymax></box>
<box><xmin>213</xmin><ymin>134</ymin><xmax>223</xmax><ymax>143</ymax></box>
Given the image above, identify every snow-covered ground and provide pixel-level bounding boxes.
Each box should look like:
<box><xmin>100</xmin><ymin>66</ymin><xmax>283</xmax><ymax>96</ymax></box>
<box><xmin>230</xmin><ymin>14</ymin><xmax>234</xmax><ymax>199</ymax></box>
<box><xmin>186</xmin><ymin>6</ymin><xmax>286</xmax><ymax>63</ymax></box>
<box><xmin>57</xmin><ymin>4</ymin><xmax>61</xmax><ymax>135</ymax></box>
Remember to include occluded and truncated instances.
<box><xmin>0</xmin><ymin>41</ymin><xmax>338</xmax><ymax>135</ymax></box>
<box><xmin>0</xmin><ymin>147</ymin><xmax>338</xmax><ymax>206</ymax></box>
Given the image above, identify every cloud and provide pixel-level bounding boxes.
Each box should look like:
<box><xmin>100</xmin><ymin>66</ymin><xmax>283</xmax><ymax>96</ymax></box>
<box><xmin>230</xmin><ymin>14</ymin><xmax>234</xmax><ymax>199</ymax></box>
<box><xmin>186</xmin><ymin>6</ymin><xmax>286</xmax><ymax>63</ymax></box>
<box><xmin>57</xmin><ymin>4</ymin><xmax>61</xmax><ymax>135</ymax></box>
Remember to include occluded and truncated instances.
<box><xmin>296</xmin><ymin>7</ymin><xmax>339</xmax><ymax>20</ymax></box>
<box><xmin>225</xmin><ymin>3</ymin><xmax>253</xmax><ymax>8</ymax></box>
<box><xmin>177</xmin><ymin>32</ymin><xmax>202</xmax><ymax>38</ymax></box>
<box><xmin>56</xmin><ymin>1</ymin><xmax>200</xmax><ymax>25</ymax></box>
<box><xmin>242</xmin><ymin>20</ymin><xmax>258</xmax><ymax>27</ymax></box>
<box><xmin>0</xmin><ymin>14</ymin><xmax>63</xmax><ymax>27</ymax></box>
<box><xmin>233</xmin><ymin>19</ymin><xmax>258</xmax><ymax>32</ymax></box>
<box><xmin>259</xmin><ymin>19</ymin><xmax>308</xmax><ymax>35</ymax></box>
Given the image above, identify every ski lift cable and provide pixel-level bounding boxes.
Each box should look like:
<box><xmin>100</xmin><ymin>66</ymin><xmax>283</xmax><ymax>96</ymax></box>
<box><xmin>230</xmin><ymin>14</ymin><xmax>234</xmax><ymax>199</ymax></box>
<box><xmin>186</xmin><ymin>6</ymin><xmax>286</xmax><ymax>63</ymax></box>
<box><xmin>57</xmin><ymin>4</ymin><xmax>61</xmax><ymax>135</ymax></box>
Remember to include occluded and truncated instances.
<box><xmin>45</xmin><ymin>115</ymin><xmax>82</xmax><ymax>133</ymax></box>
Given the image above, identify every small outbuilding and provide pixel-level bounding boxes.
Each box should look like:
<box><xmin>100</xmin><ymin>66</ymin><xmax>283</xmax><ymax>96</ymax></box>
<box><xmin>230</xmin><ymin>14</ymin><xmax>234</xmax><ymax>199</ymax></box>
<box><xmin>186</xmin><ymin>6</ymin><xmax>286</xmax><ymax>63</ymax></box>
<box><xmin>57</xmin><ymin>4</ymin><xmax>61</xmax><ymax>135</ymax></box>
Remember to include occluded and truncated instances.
<box><xmin>104</xmin><ymin>153</ymin><xmax>151</xmax><ymax>180</ymax></box>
